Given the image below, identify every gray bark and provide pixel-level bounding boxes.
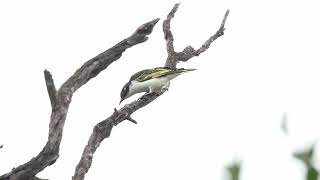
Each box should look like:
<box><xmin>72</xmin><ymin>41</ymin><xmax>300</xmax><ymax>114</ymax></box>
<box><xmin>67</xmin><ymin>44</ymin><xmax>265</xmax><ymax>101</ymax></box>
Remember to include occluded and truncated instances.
<box><xmin>72</xmin><ymin>3</ymin><xmax>229</xmax><ymax>180</ymax></box>
<box><xmin>1</xmin><ymin>3</ymin><xmax>229</xmax><ymax>180</ymax></box>
<box><xmin>0</xmin><ymin>18</ymin><xmax>159</xmax><ymax>180</ymax></box>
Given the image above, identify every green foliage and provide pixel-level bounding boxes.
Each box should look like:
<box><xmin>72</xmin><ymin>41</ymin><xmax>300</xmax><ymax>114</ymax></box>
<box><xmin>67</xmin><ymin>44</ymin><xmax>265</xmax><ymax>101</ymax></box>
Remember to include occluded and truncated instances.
<box><xmin>225</xmin><ymin>161</ymin><xmax>241</xmax><ymax>180</ymax></box>
<box><xmin>306</xmin><ymin>167</ymin><xmax>318</xmax><ymax>180</ymax></box>
<box><xmin>293</xmin><ymin>144</ymin><xmax>319</xmax><ymax>180</ymax></box>
<box><xmin>223</xmin><ymin>114</ymin><xmax>319</xmax><ymax>180</ymax></box>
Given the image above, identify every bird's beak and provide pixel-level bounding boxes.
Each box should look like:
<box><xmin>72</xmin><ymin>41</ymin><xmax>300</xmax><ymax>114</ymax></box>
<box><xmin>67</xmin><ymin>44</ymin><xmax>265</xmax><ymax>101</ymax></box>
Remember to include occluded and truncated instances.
<box><xmin>119</xmin><ymin>99</ymin><xmax>124</xmax><ymax>105</ymax></box>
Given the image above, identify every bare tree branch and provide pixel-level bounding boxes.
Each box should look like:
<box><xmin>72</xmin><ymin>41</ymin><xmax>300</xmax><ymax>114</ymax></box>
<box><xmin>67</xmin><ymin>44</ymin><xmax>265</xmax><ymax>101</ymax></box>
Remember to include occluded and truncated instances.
<box><xmin>73</xmin><ymin>4</ymin><xmax>229</xmax><ymax>180</ymax></box>
<box><xmin>0</xmin><ymin>18</ymin><xmax>159</xmax><ymax>180</ymax></box>
<box><xmin>165</xmin><ymin>6</ymin><xmax>230</xmax><ymax>68</ymax></box>
<box><xmin>163</xmin><ymin>3</ymin><xmax>180</xmax><ymax>56</ymax></box>
<box><xmin>72</xmin><ymin>92</ymin><xmax>161</xmax><ymax>180</ymax></box>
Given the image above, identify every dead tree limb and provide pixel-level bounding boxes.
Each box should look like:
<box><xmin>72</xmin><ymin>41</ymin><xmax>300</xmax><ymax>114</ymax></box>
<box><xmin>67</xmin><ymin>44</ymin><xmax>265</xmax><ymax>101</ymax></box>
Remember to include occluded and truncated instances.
<box><xmin>73</xmin><ymin>3</ymin><xmax>230</xmax><ymax>180</ymax></box>
<box><xmin>164</xmin><ymin>4</ymin><xmax>230</xmax><ymax>68</ymax></box>
<box><xmin>0</xmin><ymin>18</ymin><xmax>159</xmax><ymax>180</ymax></box>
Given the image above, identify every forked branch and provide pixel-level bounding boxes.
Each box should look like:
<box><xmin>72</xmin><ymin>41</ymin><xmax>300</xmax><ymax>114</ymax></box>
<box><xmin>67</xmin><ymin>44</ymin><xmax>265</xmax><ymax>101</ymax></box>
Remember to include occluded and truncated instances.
<box><xmin>73</xmin><ymin>3</ymin><xmax>229</xmax><ymax>180</ymax></box>
<box><xmin>0</xmin><ymin>3</ymin><xmax>228</xmax><ymax>180</ymax></box>
<box><xmin>0</xmin><ymin>18</ymin><xmax>159</xmax><ymax>180</ymax></box>
<box><xmin>164</xmin><ymin>4</ymin><xmax>230</xmax><ymax>68</ymax></box>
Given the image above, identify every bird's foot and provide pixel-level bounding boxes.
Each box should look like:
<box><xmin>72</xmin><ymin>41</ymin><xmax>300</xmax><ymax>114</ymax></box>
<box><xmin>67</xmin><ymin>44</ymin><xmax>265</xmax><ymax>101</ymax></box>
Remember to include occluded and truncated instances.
<box><xmin>161</xmin><ymin>82</ymin><xmax>170</xmax><ymax>93</ymax></box>
<box><xmin>161</xmin><ymin>86</ymin><xmax>169</xmax><ymax>93</ymax></box>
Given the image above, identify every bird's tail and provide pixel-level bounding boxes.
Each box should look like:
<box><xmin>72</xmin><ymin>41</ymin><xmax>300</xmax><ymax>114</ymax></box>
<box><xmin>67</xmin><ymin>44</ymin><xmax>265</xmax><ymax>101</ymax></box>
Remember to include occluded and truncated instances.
<box><xmin>175</xmin><ymin>68</ymin><xmax>196</xmax><ymax>73</ymax></box>
<box><xmin>163</xmin><ymin>68</ymin><xmax>196</xmax><ymax>80</ymax></box>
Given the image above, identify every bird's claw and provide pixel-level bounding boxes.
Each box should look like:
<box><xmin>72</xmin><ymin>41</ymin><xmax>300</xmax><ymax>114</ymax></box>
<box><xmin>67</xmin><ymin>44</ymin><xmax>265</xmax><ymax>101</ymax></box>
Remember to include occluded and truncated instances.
<box><xmin>160</xmin><ymin>82</ymin><xmax>170</xmax><ymax>93</ymax></box>
<box><xmin>161</xmin><ymin>86</ymin><xmax>169</xmax><ymax>92</ymax></box>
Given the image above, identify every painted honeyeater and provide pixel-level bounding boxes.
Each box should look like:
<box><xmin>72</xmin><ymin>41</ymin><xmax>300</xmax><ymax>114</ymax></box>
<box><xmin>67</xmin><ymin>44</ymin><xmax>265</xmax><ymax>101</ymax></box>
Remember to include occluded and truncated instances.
<box><xmin>119</xmin><ymin>67</ymin><xmax>195</xmax><ymax>104</ymax></box>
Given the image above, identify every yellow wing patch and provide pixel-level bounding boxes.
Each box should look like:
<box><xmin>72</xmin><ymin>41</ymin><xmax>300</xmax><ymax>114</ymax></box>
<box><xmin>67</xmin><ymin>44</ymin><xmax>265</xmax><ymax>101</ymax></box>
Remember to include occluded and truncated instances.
<box><xmin>146</xmin><ymin>69</ymin><xmax>171</xmax><ymax>78</ymax></box>
<box><xmin>137</xmin><ymin>68</ymin><xmax>172</xmax><ymax>82</ymax></box>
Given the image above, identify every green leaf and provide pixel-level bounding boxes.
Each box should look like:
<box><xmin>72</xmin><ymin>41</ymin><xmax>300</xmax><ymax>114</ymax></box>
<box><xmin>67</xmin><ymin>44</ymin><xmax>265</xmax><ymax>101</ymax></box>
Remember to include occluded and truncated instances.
<box><xmin>225</xmin><ymin>160</ymin><xmax>241</xmax><ymax>180</ymax></box>
<box><xmin>293</xmin><ymin>144</ymin><xmax>319</xmax><ymax>180</ymax></box>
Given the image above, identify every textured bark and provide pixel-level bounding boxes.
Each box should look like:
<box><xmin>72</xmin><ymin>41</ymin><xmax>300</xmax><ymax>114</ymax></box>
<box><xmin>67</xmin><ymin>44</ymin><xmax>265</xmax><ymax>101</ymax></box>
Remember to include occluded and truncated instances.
<box><xmin>72</xmin><ymin>3</ymin><xmax>230</xmax><ymax>180</ymax></box>
<box><xmin>1</xmin><ymin>3</ymin><xmax>229</xmax><ymax>180</ymax></box>
<box><xmin>0</xmin><ymin>18</ymin><xmax>159</xmax><ymax>180</ymax></box>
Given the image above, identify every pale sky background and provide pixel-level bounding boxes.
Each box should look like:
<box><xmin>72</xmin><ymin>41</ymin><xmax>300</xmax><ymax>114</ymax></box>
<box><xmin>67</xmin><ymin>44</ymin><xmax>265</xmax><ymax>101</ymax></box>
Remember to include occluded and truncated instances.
<box><xmin>1</xmin><ymin>0</ymin><xmax>320</xmax><ymax>179</ymax></box>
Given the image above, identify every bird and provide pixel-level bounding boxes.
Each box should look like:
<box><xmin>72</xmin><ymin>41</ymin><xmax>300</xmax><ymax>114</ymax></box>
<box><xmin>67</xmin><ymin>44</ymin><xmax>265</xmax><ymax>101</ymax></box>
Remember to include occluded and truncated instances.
<box><xmin>119</xmin><ymin>67</ymin><xmax>196</xmax><ymax>104</ymax></box>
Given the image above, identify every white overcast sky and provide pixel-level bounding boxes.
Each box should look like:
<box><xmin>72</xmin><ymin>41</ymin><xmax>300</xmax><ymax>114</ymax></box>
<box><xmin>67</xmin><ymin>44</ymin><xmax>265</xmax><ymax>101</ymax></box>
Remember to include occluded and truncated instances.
<box><xmin>1</xmin><ymin>0</ymin><xmax>320</xmax><ymax>179</ymax></box>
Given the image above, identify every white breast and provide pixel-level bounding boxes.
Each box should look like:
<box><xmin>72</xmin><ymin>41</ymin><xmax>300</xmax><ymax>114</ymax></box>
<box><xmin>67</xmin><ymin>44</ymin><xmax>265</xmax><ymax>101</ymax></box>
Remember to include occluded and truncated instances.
<box><xmin>128</xmin><ymin>72</ymin><xmax>184</xmax><ymax>97</ymax></box>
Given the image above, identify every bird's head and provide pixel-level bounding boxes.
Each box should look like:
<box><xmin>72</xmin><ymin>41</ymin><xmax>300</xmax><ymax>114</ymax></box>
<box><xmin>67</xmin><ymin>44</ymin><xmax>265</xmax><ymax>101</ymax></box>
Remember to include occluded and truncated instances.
<box><xmin>120</xmin><ymin>82</ymin><xmax>131</xmax><ymax>104</ymax></box>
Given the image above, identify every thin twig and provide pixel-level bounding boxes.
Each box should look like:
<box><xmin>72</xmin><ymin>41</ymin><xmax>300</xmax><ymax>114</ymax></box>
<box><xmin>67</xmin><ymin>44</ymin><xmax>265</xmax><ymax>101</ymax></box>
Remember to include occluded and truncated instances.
<box><xmin>193</xmin><ymin>9</ymin><xmax>230</xmax><ymax>56</ymax></box>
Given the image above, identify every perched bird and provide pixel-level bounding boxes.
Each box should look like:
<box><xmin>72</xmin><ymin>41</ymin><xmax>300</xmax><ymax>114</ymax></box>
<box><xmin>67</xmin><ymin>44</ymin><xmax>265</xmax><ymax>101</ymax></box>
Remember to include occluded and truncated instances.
<box><xmin>120</xmin><ymin>67</ymin><xmax>195</xmax><ymax>104</ymax></box>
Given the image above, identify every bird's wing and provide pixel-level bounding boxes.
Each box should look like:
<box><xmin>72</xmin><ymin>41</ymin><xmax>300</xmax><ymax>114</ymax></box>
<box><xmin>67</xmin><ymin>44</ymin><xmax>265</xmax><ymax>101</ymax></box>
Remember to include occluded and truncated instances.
<box><xmin>130</xmin><ymin>67</ymin><xmax>196</xmax><ymax>82</ymax></box>
<box><xmin>133</xmin><ymin>68</ymin><xmax>173</xmax><ymax>82</ymax></box>
<box><xmin>129</xmin><ymin>69</ymin><xmax>152</xmax><ymax>81</ymax></box>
